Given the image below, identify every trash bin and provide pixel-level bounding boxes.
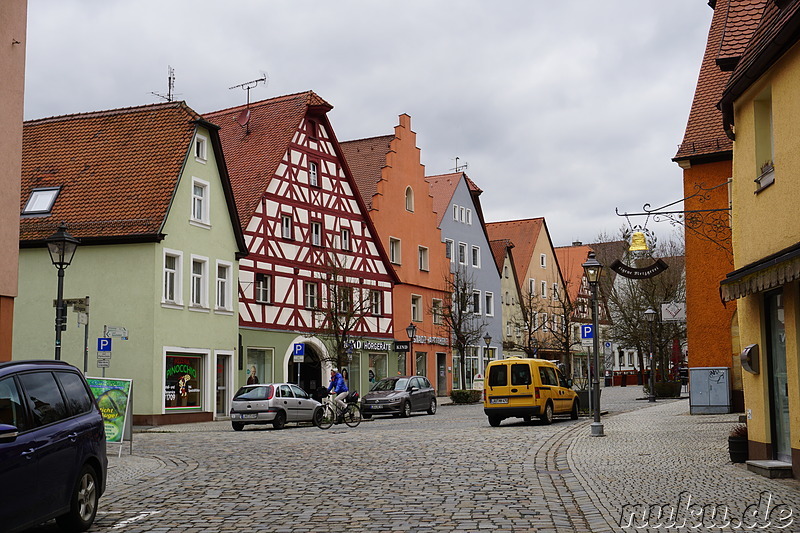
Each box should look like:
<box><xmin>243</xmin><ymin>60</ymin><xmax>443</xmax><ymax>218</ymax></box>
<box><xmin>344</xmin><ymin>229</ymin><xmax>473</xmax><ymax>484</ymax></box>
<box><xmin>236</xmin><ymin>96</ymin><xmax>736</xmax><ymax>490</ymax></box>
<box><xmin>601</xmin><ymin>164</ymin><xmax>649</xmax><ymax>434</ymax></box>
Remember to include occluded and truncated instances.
<box><xmin>620</xmin><ymin>373</ymin><xmax>627</xmax><ymax>387</ymax></box>
<box><xmin>604</xmin><ymin>370</ymin><xmax>612</xmax><ymax>387</ymax></box>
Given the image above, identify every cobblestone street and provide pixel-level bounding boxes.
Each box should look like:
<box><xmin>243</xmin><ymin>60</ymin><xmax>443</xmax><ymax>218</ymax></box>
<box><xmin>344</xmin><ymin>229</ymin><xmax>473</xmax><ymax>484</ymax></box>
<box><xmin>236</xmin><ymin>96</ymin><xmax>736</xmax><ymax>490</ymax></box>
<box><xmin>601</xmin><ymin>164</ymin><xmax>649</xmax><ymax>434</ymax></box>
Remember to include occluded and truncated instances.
<box><xmin>26</xmin><ymin>387</ymin><xmax>800</xmax><ymax>532</ymax></box>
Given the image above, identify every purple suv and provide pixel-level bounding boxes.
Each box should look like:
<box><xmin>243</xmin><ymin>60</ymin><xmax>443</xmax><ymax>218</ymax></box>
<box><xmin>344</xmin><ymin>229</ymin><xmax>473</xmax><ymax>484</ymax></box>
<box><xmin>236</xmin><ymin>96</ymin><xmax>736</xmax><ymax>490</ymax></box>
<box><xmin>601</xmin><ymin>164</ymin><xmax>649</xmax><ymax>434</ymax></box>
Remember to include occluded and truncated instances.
<box><xmin>0</xmin><ymin>360</ymin><xmax>107</xmax><ymax>532</ymax></box>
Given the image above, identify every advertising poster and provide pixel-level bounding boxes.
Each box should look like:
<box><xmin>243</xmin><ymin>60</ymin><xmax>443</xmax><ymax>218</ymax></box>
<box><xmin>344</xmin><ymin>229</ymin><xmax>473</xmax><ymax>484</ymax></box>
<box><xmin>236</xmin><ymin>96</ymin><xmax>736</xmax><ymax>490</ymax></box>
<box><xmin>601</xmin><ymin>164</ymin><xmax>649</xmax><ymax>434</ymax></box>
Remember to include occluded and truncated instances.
<box><xmin>87</xmin><ymin>377</ymin><xmax>132</xmax><ymax>443</ymax></box>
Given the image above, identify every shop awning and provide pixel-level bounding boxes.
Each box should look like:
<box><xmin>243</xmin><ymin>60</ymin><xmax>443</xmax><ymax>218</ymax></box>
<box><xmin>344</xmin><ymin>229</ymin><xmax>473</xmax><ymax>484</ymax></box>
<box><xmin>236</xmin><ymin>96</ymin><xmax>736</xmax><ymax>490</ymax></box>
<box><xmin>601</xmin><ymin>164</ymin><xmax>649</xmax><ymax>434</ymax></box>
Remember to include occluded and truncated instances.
<box><xmin>720</xmin><ymin>241</ymin><xmax>800</xmax><ymax>302</ymax></box>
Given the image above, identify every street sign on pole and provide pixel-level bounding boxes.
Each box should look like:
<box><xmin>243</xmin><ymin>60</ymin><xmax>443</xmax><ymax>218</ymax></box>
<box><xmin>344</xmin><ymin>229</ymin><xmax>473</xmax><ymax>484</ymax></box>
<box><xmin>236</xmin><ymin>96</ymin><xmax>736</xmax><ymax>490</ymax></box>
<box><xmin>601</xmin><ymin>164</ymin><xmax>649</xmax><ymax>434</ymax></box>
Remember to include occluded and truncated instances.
<box><xmin>97</xmin><ymin>338</ymin><xmax>112</xmax><ymax>352</ymax></box>
<box><xmin>97</xmin><ymin>359</ymin><xmax>110</xmax><ymax>368</ymax></box>
<box><xmin>581</xmin><ymin>325</ymin><xmax>594</xmax><ymax>347</ymax></box>
<box><xmin>104</xmin><ymin>325</ymin><xmax>129</xmax><ymax>339</ymax></box>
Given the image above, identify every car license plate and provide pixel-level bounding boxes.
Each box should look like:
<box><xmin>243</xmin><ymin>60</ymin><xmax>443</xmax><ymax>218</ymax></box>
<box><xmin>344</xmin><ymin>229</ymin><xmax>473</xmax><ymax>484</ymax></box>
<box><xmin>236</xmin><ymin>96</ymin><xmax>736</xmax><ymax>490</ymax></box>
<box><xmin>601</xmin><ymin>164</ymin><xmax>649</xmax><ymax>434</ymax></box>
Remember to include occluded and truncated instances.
<box><xmin>490</xmin><ymin>398</ymin><xmax>508</xmax><ymax>404</ymax></box>
<box><xmin>370</xmin><ymin>405</ymin><xmax>381</xmax><ymax>409</ymax></box>
<box><xmin>242</xmin><ymin>413</ymin><xmax>258</xmax><ymax>419</ymax></box>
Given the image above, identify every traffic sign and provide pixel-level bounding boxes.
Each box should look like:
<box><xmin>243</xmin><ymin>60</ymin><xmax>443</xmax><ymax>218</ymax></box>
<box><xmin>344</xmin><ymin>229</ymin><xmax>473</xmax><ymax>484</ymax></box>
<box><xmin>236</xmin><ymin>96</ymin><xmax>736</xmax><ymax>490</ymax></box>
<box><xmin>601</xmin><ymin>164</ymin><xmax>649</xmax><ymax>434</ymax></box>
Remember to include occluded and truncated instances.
<box><xmin>97</xmin><ymin>338</ymin><xmax>112</xmax><ymax>352</ymax></box>
<box><xmin>104</xmin><ymin>326</ymin><xmax>129</xmax><ymax>338</ymax></box>
<box><xmin>97</xmin><ymin>359</ymin><xmax>110</xmax><ymax>368</ymax></box>
<box><xmin>293</xmin><ymin>343</ymin><xmax>305</xmax><ymax>356</ymax></box>
<box><xmin>580</xmin><ymin>325</ymin><xmax>594</xmax><ymax>339</ymax></box>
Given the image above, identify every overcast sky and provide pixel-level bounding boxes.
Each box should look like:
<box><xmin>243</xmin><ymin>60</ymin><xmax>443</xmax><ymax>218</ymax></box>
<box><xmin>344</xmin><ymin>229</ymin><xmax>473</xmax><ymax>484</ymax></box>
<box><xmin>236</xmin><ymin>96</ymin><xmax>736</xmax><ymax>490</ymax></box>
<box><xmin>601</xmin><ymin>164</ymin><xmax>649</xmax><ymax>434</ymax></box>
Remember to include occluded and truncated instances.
<box><xmin>24</xmin><ymin>1</ymin><xmax>713</xmax><ymax>248</ymax></box>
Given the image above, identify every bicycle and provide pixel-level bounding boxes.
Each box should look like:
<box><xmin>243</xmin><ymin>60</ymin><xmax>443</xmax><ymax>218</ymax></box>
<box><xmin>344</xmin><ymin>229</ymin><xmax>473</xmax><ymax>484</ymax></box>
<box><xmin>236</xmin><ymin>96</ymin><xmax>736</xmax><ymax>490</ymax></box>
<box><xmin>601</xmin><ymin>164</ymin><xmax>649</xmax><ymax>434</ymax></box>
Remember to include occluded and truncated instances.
<box><xmin>317</xmin><ymin>392</ymin><xmax>361</xmax><ymax>429</ymax></box>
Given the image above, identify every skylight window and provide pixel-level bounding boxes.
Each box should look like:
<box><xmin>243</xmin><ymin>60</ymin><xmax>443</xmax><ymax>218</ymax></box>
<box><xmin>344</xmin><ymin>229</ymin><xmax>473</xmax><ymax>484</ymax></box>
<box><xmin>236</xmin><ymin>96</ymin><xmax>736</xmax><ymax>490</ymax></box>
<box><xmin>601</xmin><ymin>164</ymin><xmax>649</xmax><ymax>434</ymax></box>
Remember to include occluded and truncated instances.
<box><xmin>23</xmin><ymin>187</ymin><xmax>60</xmax><ymax>215</ymax></box>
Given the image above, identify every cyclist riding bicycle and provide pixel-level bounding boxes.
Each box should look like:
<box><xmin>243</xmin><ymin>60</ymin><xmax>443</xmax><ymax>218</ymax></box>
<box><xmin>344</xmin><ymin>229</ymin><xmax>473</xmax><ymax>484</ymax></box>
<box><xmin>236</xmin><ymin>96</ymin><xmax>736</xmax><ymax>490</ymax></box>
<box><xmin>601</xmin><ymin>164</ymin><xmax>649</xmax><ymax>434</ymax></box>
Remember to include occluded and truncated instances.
<box><xmin>327</xmin><ymin>368</ymin><xmax>349</xmax><ymax>418</ymax></box>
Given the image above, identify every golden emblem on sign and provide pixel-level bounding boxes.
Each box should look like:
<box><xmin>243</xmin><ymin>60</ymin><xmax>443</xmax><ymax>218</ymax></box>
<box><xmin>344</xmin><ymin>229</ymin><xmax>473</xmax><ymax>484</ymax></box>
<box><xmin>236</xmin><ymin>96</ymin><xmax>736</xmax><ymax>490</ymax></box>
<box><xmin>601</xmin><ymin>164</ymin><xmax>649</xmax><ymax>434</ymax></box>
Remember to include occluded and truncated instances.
<box><xmin>628</xmin><ymin>231</ymin><xmax>649</xmax><ymax>252</ymax></box>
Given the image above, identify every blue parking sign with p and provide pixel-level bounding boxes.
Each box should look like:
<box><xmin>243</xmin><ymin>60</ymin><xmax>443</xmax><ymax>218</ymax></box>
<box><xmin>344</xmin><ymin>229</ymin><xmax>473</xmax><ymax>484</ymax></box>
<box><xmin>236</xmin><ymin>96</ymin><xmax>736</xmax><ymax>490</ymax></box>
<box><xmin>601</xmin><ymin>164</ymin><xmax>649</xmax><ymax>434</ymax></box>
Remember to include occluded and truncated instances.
<box><xmin>293</xmin><ymin>343</ymin><xmax>305</xmax><ymax>356</ymax></box>
<box><xmin>97</xmin><ymin>338</ymin><xmax>112</xmax><ymax>352</ymax></box>
<box><xmin>581</xmin><ymin>325</ymin><xmax>594</xmax><ymax>339</ymax></box>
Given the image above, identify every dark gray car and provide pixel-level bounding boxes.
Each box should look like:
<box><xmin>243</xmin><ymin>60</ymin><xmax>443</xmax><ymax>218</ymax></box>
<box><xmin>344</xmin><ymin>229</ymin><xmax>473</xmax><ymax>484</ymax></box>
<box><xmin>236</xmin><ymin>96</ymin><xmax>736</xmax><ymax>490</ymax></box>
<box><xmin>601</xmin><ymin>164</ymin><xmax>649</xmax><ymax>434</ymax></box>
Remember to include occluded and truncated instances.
<box><xmin>362</xmin><ymin>376</ymin><xmax>437</xmax><ymax>418</ymax></box>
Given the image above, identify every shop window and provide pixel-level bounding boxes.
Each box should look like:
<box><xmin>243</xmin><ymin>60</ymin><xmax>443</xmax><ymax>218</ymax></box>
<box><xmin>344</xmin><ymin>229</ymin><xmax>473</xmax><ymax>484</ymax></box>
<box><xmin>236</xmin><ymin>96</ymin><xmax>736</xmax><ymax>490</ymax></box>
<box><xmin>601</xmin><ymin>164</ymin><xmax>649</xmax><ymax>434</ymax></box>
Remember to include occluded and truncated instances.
<box><xmin>165</xmin><ymin>354</ymin><xmax>204</xmax><ymax>410</ymax></box>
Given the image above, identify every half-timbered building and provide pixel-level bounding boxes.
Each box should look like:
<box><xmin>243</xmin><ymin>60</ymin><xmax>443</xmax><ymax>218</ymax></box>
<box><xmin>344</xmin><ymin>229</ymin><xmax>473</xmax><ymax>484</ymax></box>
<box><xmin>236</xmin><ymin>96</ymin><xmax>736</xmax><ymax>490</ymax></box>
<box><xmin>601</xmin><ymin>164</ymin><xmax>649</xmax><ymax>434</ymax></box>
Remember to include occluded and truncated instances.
<box><xmin>206</xmin><ymin>92</ymin><xmax>398</xmax><ymax>395</ymax></box>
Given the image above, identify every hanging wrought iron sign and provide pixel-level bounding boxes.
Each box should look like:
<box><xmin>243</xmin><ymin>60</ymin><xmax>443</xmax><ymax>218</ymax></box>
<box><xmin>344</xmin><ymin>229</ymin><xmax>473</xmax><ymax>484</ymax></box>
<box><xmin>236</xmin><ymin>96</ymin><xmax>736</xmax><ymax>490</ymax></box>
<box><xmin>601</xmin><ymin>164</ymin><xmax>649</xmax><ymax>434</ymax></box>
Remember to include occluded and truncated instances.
<box><xmin>609</xmin><ymin>222</ymin><xmax>668</xmax><ymax>279</ymax></box>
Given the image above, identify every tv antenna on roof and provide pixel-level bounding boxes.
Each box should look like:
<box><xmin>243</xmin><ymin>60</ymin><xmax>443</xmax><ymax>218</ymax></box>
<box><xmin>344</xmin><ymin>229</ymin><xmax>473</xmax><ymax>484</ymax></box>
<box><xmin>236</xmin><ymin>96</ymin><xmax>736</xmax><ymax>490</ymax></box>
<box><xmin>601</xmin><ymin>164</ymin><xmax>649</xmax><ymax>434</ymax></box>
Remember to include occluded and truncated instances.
<box><xmin>451</xmin><ymin>157</ymin><xmax>468</xmax><ymax>173</ymax></box>
<box><xmin>229</xmin><ymin>73</ymin><xmax>268</xmax><ymax>134</ymax></box>
<box><xmin>151</xmin><ymin>66</ymin><xmax>176</xmax><ymax>102</ymax></box>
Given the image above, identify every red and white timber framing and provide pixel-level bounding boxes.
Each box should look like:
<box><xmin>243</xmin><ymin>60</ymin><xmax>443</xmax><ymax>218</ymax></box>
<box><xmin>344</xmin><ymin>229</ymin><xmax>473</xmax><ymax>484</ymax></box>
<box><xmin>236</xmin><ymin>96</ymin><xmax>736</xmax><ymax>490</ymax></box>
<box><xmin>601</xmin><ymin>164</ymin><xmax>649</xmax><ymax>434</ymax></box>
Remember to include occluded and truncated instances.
<box><xmin>237</xmin><ymin>116</ymin><xmax>394</xmax><ymax>338</ymax></box>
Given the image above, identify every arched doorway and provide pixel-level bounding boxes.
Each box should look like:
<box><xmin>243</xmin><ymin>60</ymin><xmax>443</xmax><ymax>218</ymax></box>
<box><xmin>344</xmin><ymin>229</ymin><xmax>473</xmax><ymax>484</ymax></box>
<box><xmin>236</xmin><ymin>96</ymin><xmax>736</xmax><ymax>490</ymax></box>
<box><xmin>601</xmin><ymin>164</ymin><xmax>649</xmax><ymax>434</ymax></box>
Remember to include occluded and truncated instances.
<box><xmin>288</xmin><ymin>343</ymin><xmax>323</xmax><ymax>396</ymax></box>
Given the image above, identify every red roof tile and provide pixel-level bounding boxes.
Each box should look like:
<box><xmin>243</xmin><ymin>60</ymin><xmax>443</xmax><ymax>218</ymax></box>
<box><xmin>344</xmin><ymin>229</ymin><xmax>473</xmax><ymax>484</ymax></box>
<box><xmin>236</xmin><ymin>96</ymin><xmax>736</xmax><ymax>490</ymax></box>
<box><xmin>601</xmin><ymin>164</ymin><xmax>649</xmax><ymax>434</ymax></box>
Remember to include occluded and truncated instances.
<box><xmin>340</xmin><ymin>135</ymin><xmax>393</xmax><ymax>209</ymax></box>
<box><xmin>205</xmin><ymin>91</ymin><xmax>333</xmax><ymax>230</ymax></box>
<box><xmin>718</xmin><ymin>0</ymin><xmax>768</xmax><ymax>67</ymax></box>
<box><xmin>674</xmin><ymin>0</ymin><xmax>754</xmax><ymax>160</ymax></box>
<box><xmin>424</xmin><ymin>172</ymin><xmax>463</xmax><ymax>226</ymax></box>
<box><xmin>554</xmin><ymin>244</ymin><xmax>592</xmax><ymax>303</ymax></box>
<box><xmin>20</xmin><ymin>102</ymin><xmax>202</xmax><ymax>242</ymax></box>
<box><xmin>485</xmin><ymin>218</ymin><xmax>545</xmax><ymax>280</ymax></box>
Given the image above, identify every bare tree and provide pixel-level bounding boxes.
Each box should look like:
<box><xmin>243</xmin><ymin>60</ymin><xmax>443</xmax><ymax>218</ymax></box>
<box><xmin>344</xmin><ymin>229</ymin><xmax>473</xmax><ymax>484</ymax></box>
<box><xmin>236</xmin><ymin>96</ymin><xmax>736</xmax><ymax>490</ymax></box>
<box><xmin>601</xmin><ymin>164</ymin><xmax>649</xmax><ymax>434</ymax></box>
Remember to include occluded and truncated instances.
<box><xmin>439</xmin><ymin>267</ymin><xmax>488</xmax><ymax>389</ymax></box>
<box><xmin>598</xmin><ymin>231</ymin><xmax>687</xmax><ymax>385</ymax></box>
<box><xmin>311</xmin><ymin>254</ymin><xmax>379</xmax><ymax>372</ymax></box>
<box><xmin>510</xmin><ymin>281</ymin><xmax>578</xmax><ymax>375</ymax></box>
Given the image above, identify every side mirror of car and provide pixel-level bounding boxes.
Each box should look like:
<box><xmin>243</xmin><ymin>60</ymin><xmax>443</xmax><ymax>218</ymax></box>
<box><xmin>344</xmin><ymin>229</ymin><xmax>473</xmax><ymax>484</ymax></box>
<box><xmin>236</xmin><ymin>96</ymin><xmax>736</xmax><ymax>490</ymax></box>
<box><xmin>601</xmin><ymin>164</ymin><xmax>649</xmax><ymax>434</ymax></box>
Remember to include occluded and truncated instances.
<box><xmin>0</xmin><ymin>423</ymin><xmax>19</xmax><ymax>443</ymax></box>
<box><xmin>409</xmin><ymin>386</ymin><xmax>419</xmax><ymax>392</ymax></box>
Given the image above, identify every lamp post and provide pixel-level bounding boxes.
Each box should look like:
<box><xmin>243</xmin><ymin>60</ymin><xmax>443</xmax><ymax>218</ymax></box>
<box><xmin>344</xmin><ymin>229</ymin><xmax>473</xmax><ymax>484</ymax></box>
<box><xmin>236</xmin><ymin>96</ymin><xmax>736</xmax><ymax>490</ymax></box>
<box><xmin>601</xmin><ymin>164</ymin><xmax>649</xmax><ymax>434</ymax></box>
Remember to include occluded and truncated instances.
<box><xmin>483</xmin><ymin>332</ymin><xmax>492</xmax><ymax>372</ymax></box>
<box><xmin>46</xmin><ymin>222</ymin><xmax>80</xmax><ymax>361</ymax></box>
<box><xmin>644</xmin><ymin>308</ymin><xmax>657</xmax><ymax>403</ymax></box>
<box><xmin>582</xmin><ymin>251</ymin><xmax>604</xmax><ymax>437</ymax></box>
<box><xmin>406</xmin><ymin>323</ymin><xmax>417</xmax><ymax>375</ymax></box>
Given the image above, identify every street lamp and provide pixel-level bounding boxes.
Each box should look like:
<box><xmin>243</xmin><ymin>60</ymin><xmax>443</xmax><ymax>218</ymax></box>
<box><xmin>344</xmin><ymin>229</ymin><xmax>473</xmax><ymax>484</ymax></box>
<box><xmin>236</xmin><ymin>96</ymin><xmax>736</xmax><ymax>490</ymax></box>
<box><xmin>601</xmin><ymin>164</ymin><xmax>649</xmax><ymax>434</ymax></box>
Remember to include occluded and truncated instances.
<box><xmin>644</xmin><ymin>308</ymin><xmax>657</xmax><ymax>403</ymax></box>
<box><xmin>582</xmin><ymin>251</ymin><xmax>604</xmax><ymax>437</ymax></box>
<box><xmin>406</xmin><ymin>323</ymin><xmax>417</xmax><ymax>375</ymax></box>
<box><xmin>46</xmin><ymin>222</ymin><xmax>80</xmax><ymax>361</ymax></box>
<box><xmin>483</xmin><ymin>332</ymin><xmax>492</xmax><ymax>371</ymax></box>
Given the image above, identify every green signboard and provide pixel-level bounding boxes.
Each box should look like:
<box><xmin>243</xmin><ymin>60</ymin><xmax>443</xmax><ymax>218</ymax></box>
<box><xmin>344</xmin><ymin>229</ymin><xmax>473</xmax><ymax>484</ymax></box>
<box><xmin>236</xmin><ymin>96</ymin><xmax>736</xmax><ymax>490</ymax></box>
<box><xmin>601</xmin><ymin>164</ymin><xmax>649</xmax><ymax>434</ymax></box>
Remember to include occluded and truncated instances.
<box><xmin>87</xmin><ymin>377</ymin><xmax>132</xmax><ymax>443</ymax></box>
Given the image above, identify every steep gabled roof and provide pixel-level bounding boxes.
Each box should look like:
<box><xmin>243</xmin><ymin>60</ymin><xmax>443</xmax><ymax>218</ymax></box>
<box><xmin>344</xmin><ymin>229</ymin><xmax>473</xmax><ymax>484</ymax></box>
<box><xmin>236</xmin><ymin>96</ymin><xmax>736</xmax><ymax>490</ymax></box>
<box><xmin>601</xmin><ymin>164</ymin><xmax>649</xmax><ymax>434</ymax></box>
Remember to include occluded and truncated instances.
<box><xmin>554</xmin><ymin>243</ymin><xmax>593</xmax><ymax>303</ymax></box>
<box><xmin>205</xmin><ymin>91</ymin><xmax>333</xmax><ymax>229</ymax></box>
<box><xmin>489</xmin><ymin>239</ymin><xmax>512</xmax><ymax>274</ymax></box>
<box><xmin>19</xmin><ymin>101</ymin><xmax>244</xmax><ymax>247</ymax></box>
<box><xmin>424</xmin><ymin>172</ymin><xmax>463</xmax><ymax>226</ymax></box>
<box><xmin>340</xmin><ymin>135</ymin><xmax>393</xmax><ymax>210</ymax></box>
<box><xmin>718</xmin><ymin>0</ymin><xmax>769</xmax><ymax>69</ymax></box>
<box><xmin>720</xmin><ymin>0</ymin><xmax>800</xmax><ymax>135</ymax></box>
<box><xmin>485</xmin><ymin>218</ymin><xmax>545</xmax><ymax>279</ymax></box>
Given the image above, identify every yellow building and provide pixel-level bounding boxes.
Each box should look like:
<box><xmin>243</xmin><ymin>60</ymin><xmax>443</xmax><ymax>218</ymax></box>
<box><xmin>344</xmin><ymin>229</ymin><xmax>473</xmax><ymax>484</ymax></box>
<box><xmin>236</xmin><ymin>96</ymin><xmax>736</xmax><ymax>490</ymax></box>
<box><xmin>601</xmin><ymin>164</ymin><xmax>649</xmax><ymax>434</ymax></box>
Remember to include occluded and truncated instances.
<box><xmin>719</xmin><ymin>1</ymin><xmax>800</xmax><ymax>477</ymax></box>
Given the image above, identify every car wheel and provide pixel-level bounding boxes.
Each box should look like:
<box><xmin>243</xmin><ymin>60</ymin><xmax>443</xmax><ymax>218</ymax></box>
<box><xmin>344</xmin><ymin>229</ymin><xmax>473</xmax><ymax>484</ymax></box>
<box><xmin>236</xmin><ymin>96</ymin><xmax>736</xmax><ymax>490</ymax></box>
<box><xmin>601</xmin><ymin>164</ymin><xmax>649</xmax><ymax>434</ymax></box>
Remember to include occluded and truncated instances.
<box><xmin>570</xmin><ymin>400</ymin><xmax>579</xmax><ymax>420</ymax></box>
<box><xmin>427</xmin><ymin>398</ymin><xmax>437</xmax><ymax>415</ymax></box>
<box><xmin>400</xmin><ymin>401</ymin><xmax>411</xmax><ymax>418</ymax></box>
<box><xmin>55</xmin><ymin>464</ymin><xmax>99</xmax><ymax>532</ymax></box>
<box><xmin>539</xmin><ymin>402</ymin><xmax>554</xmax><ymax>425</ymax></box>
<box><xmin>312</xmin><ymin>406</ymin><xmax>324</xmax><ymax>427</ymax></box>
<box><xmin>272</xmin><ymin>411</ymin><xmax>287</xmax><ymax>430</ymax></box>
<box><xmin>232</xmin><ymin>422</ymin><xmax>244</xmax><ymax>431</ymax></box>
<box><xmin>488</xmin><ymin>415</ymin><xmax>502</xmax><ymax>427</ymax></box>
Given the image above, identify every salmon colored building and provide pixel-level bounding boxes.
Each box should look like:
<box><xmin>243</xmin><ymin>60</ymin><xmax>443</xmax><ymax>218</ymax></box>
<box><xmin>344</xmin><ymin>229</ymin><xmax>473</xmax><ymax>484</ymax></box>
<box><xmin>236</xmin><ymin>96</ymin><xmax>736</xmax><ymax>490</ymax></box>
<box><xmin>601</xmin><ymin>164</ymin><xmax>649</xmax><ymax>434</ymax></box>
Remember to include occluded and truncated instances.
<box><xmin>673</xmin><ymin>0</ymin><xmax>761</xmax><ymax>411</ymax></box>
<box><xmin>341</xmin><ymin>115</ymin><xmax>452</xmax><ymax>395</ymax></box>
<box><xmin>0</xmin><ymin>0</ymin><xmax>26</xmax><ymax>362</ymax></box>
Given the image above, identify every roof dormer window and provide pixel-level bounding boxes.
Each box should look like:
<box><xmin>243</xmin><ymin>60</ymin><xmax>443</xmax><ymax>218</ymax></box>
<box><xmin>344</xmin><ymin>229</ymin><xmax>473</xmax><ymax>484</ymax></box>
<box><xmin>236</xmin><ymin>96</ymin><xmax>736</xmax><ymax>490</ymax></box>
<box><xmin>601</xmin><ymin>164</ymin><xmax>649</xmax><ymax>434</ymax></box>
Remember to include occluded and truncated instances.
<box><xmin>23</xmin><ymin>187</ymin><xmax>60</xmax><ymax>215</ymax></box>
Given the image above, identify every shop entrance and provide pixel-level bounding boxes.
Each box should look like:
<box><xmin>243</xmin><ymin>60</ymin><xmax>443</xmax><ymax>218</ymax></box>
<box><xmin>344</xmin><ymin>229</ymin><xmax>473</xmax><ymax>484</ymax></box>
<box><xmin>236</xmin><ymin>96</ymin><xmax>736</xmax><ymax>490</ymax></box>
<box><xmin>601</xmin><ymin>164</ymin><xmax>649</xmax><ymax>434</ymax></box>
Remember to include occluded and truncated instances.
<box><xmin>288</xmin><ymin>344</ymin><xmax>322</xmax><ymax>396</ymax></box>
<box><xmin>216</xmin><ymin>354</ymin><xmax>231</xmax><ymax>417</ymax></box>
<box><xmin>766</xmin><ymin>290</ymin><xmax>791</xmax><ymax>462</ymax></box>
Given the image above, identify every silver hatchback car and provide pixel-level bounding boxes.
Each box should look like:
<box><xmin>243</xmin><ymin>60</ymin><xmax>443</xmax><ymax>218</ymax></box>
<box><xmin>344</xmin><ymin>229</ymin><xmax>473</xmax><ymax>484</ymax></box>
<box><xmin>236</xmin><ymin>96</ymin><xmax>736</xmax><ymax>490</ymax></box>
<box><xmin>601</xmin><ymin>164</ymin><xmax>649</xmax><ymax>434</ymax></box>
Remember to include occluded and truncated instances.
<box><xmin>230</xmin><ymin>383</ymin><xmax>322</xmax><ymax>431</ymax></box>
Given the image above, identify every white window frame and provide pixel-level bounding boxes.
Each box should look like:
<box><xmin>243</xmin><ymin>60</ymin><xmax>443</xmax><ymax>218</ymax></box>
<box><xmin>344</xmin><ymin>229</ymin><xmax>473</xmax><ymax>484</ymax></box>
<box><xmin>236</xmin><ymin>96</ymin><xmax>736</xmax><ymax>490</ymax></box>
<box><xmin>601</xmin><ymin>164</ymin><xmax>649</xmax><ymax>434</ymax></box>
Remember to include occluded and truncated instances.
<box><xmin>418</xmin><ymin>246</ymin><xmax>429</xmax><ymax>271</ymax></box>
<box><xmin>281</xmin><ymin>214</ymin><xmax>293</xmax><ymax>240</ymax></box>
<box><xmin>190</xmin><ymin>255</ymin><xmax>209</xmax><ymax>310</ymax></box>
<box><xmin>22</xmin><ymin>187</ymin><xmax>60</xmax><ymax>215</ymax></box>
<box><xmin>471</xmin><ymin>246</ymin><xmax>481</xmax><ymax>268</ymax></box>
<box><xmin>432</xmin><ymin>298</ymin><xmax>443</xmax><ymax>324</ymax></box>
<box><xmin>445</xmin><ymin>239</ymin><xmax>454</xmax><ymax>262</ymax></box>
<box><xmin>309</xmin><ymin>160</ymin><xmax>319</xmax><ymax>187</ymax></box>
<box><xmin>529</xmin><ymin>278</ymin><xmax>536</xmax><ymax>298</ymax></box>
<box><xmin>453</xmin><ymin>205</ymin><xmax>459</xmax><ymax>221</ymax></box>
<box><xmin>405</xmin><ymin>186</ymin><xmax>414</xmax><ymax>212</ymax></box>
<box><xmin>458</xmin><ymin>242</ymin><xmax>467</xmax><ymax>265</ymax></box>
<box><xmin>194</xmin><ymin>134</ymin><xmax>208</xmax><ymax>163</ymax></box>
<box><xmin>472</xmin><ymin>290</ymin><xmax>482</xmax><ymax>315</ymax></box>
<box><xmin>162</xmin><ymin>249</ymin><xmax>183</xmax><ymax>306</ymax></box>
<box><xmin>411</xmin><ymin>295</ymin><xmax>423</xmax><ymax>322</ymax></box>
<box><xmin>541</xmin><ymin>313</ymin><xmax>549</xmax><ymax>332</ymax></box>
<box><xmin>485</xmin><ymin>292</ymin><xmax>494</xmax><ymax>317</ymax></box>
<box><xmin>552</xmin><ymin>283</ymin><xmax>559</xmax><ymax>301</ymax></box>
<box><xmin>466</xmin><ymin>209</ymin><xmax>472</xmax><ymax>225</ymax></box>
<box><xmin>540</xmin><ymin>254</ymin><xmax>547</xmax><ymax>268</ymax></box>
<box><xmin>390</xmin><ymin>237</ymin><xmax>401</xmax><ymax>264</ymax></box>
<box><xmin>255</xmin><ymin>273</ymin><xmax>271</xmax><ymax>304</ymax></box>
<box><xmin>341</xmin><ymin>228</ymin><xmax>351</xmax><ymax>251</ymax></box>
<box><xmin>503</xmin><ymin>266</ymin><xmax>509</xmax><ymax>279</ymax></box>
<box><xmin>370</xmin><ymin>290</ymin><xmax>382</xmax><ymax>316</ymax></box>
<box><xmin>541</xmin><ymin>280</ymin><xmax>547</xmax><ymax>299</ymax></box>
<box><xmin>311</xmin><ymin>221</ymin><xmax>323</xmax><ymax>247</ymax></box>
<box><xmin>215</xmin><ymin>260</ymin><xmax>233</xmax><ymax>312</ymax></box>
<box><xmin>459</xmin><ymin>206</ymin><xmax>465</xmax><ymax>222</ymax></box>
<box><xmin>190</xmin><ymin>177</ymin><xmax>210</xmax><ymax>227</ymax></box>
<box><xmin>304</xmin><ymin>281</ymin><xmax>318</xmax><ymax>309</ymax></box>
